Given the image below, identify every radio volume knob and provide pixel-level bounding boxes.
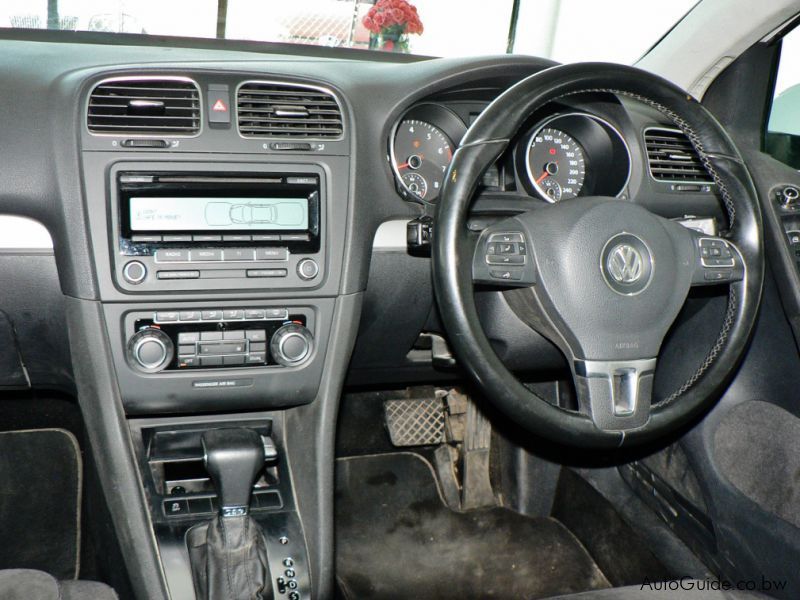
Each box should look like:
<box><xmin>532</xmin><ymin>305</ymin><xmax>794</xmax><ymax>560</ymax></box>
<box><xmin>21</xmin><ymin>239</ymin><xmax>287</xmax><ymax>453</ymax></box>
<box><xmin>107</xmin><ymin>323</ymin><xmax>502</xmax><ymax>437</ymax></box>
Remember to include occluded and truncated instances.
<box><xmin>122</xmin><ymin>260</ymin><xmax>147</xmax><ymax>285</ymax></box>
<box><xmin>271</xmin><ymin>324</ymin><xmax>313</xmax><ymax>367</ymax></box>
<box><xmin>127</xmin><ymin>327</ymin><xmax>174</xmax><ymax>373</ymax></box>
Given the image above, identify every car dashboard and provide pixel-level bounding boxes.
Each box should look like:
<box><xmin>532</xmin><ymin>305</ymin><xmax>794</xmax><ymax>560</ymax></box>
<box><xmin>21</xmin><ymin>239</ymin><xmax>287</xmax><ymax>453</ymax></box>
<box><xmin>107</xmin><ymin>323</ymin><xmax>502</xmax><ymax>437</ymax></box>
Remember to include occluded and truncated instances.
<box><xmin>0</xmin><ymin>35</ymin><xmax>733</xmax><ymax>600</ymax></box>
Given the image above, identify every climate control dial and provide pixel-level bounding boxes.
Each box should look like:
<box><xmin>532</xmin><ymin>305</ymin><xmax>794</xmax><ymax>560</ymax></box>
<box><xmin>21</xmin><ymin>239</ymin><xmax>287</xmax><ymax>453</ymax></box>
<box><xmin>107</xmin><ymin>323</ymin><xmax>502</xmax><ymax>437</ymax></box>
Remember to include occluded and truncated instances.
<box><xmin>270</xmin><ymin>324</ymin><xmax>313</xmax><ymax>367</ymax></box>
<box><xmin>127</xmin><ymin>327</ymin><xmax>174</xmax><ymax>373</ymax></box>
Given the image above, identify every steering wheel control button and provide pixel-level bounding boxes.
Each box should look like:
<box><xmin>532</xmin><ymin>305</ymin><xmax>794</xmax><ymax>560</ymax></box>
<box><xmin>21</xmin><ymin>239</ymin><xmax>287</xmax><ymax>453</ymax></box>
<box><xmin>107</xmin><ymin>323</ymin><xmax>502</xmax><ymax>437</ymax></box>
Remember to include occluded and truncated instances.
<box><xmin>490</xmin><ymin>269</ymin><xmax>522</xmax><ymax>281</ymax></box>
<box><xmin>122</xmin><ymin>260</ymin><xmax>147</xmax><ymax>284</ymax></box>
<box><xmin>297</xmin><ymin>258</ymin><xmax>320</xmax><ymax>280</ymax></box>
<box><xmin>491</xmin><ymin>232</ymin><xmax>524</xmax><ymax>243</ymax></box>
<box><xmin>474</xmin><ymin>231</ymin><xmax>535</xmax><ymax>286</ymax></box>
<box><xmin>698</xmin><ymin>238</ymin><xmax>735</xmax><ymax>268</ymax></box>
<box><xmin>485</xmin><ymin>233</ymin><xmax>528</xmax><ymax>267</ymax></box>
<box><xmin>600</xmin><ymin>233</ymin><xmax>653</xmax><ymax>296</ymax></box>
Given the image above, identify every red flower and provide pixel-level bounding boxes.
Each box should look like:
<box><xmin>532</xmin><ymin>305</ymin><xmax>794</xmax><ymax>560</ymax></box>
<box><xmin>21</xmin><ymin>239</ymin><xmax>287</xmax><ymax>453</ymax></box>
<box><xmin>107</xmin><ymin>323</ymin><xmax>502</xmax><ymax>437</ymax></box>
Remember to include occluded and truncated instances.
<box><xmin>362</xmin><ymin>0</ymin><xmax>423</xmax><ymax>37</ymax></box>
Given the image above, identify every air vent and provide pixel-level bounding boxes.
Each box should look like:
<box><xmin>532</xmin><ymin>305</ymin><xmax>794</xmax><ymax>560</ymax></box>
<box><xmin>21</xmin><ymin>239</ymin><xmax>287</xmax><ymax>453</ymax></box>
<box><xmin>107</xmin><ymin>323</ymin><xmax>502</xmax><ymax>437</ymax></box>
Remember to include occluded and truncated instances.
<box><xmin>644</xmin><ymin>128</ymin><xmax>712</xmax><ymax>183</ymax></box>
<box><xmin>237</xmin><ymin>82</ymin><xmax>343</xmax><ymax>139</ymax></box>
<box><xmin>88</xmin><ymin>78</ymin><xmax>200</xmax><ymax>135</ymax></box>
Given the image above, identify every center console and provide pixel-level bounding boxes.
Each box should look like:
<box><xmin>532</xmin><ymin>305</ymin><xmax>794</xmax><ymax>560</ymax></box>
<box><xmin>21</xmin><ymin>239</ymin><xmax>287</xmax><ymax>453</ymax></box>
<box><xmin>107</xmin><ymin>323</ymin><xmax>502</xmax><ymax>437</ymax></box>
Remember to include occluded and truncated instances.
<box><xmin>76</xmin><ymin>71</ymin><xmax>356</xmax><ymax>600</ymax></box>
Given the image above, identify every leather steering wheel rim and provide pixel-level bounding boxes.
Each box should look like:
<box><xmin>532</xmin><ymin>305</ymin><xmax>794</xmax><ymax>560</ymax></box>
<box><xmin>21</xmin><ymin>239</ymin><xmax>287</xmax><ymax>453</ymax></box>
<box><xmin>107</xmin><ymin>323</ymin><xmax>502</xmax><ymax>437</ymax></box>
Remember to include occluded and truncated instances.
<box><xmin>432</xmin><ymin>63</ymin><xmax>764</xmax><ymax>449</ymax></box>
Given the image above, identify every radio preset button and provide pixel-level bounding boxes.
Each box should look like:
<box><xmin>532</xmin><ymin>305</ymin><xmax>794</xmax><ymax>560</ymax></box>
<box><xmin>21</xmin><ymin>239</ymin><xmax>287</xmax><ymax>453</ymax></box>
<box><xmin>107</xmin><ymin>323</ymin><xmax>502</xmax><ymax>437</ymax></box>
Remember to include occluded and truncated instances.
<box><xmin>193</xmin><ymin>235</ymin><xmax>222</xmax><ymax>243</ymax></box>
<box><xmin>256</xmin><ymin>247</ymin><xmax>289</xmax><ymax>261</ymax></box>
<box><xmin>192</xmin><ymin>249</ymin><xmax>223</xmax><ymax>262</ymax></box>
<box><xmin>223</xmin><ymin>310</ymin><xmax>245</xmax><ymax>320</ymax></box>
<box><xmin>224</xmin><ymin>248</ymin><xmax>255</xmax><ymax>261</ymax></box>
<box><xmin>163</xmin><ymin>235</ymin><xmax>192</xmax><ymax>243</ymax></box>
<box><xmin>280</xmin><ymin>234</ymin><xmax>310</xmax><ymax>242</ymax></box>
<box><xmin>122</xmin><ymin>261</ymin><xmax>147</xmax><ymax>285</ymax></box>
<box><xmin>201</xmin><ymin>311</ymin><xmax>223</xmax><ymax>321</ymax></box>
<box><xmin>252</xmin><ymin>235</ymin><xmax>280</xmax><ymax>242</ymax></box>
<box><xmin>132</xmin><ymin>235</ymin><xmax>162</xmax><ymax>243</ymax></box>
<box><xmin>223</xmin><ymin>235</ymin><xmax>251</xmax><ymax>242</ymax></box>
<box><xmin>155</xmin><ymin>249</ymin><xmax>190</xmax><ymax>262</ymax></box>
<box><xmin>247</xmin><ymin>269</ymin><xmax>288</xmax><ymax>278</ymax></box>
<box><xmin>157</xmin><ymin>270</ymin><xmax>200</xmax><ymax>280</ymax></box>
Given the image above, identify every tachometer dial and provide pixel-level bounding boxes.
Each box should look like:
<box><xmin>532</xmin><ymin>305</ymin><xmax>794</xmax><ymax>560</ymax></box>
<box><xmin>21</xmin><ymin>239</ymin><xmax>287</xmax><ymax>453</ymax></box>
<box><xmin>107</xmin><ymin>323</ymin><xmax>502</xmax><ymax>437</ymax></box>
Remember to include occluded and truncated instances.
<box><xmin>526</xmin><ymin>127</ymin><xmax>586</xmax><ymax>202</ymax></box>
<box><xmin>393</xmin><ymin>119</ymin><xmax>454</xmax><ymax>202</ymax></box>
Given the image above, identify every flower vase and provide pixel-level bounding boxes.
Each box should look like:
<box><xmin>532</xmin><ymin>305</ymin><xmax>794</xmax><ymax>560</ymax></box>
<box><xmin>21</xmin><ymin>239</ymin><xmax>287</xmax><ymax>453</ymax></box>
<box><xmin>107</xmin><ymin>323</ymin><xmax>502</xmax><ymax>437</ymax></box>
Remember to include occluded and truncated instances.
<box><xmin>375</xmin><ymin>27</ymin><xmax>409</xmax><ymax>53</ymax></box>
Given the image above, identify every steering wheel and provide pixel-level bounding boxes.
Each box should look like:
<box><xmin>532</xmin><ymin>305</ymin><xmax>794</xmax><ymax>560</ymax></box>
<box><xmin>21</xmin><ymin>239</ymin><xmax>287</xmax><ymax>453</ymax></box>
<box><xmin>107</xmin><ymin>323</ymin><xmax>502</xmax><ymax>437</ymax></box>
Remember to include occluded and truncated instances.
<box><xmin>432</xmin><ymin>63</ymin><xmax>764</xmax><ymax>448</ymax></box>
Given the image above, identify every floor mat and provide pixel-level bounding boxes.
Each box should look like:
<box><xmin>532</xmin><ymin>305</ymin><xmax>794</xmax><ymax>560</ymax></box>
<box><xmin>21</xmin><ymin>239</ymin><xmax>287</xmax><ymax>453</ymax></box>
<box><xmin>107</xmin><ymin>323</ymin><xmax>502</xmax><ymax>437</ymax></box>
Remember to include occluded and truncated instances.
<box><xmin>0</xmin><ymin>428</ymin><xmax>81</xmax><ymax>579</ymax></box>
<box><xmin>335</xmin><ymin>453</ymin><xmax>610</xmax><ymax>600</ymax></box>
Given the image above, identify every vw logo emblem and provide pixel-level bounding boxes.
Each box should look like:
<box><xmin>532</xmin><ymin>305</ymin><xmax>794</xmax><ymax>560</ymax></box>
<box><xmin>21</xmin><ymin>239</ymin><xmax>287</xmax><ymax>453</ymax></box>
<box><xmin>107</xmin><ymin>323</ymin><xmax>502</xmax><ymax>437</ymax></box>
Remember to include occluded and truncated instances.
<box><xmin>607</xmin><ymin>244</ymin><xmax>643</xmax><ymax>283</ymax></box>
<box><xmin>601</xmin><ymin>233</ymin><xmax>653</xmax><ymax>295</ymax></box>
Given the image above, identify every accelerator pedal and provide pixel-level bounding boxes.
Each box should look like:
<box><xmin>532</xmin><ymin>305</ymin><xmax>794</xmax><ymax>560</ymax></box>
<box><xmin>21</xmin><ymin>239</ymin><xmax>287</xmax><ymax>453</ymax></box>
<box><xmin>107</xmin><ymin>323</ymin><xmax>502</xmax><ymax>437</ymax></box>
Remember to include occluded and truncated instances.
<box><xmin>383</xmin><ymin>390</ymin><xmax>447</xmax><ymax>447</ymax></box>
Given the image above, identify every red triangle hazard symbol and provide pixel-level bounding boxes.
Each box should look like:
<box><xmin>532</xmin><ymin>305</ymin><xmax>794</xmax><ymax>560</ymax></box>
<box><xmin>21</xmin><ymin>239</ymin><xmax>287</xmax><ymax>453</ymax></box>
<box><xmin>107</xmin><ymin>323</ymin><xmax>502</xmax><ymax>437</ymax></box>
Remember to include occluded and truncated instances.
<box><xmin>212</xmin><ymin>99</ymin><xmax>227</xmax><ymax>112</ymax></box>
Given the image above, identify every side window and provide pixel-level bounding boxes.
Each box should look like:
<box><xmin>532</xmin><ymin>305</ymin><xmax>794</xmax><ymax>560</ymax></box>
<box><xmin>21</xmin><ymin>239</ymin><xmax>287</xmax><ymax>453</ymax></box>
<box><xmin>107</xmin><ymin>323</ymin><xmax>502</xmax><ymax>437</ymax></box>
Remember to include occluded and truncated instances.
<box><xmin>766</xmin><ymin>25</ymin><xmax>800</xmax><ymax>168</ymax></box>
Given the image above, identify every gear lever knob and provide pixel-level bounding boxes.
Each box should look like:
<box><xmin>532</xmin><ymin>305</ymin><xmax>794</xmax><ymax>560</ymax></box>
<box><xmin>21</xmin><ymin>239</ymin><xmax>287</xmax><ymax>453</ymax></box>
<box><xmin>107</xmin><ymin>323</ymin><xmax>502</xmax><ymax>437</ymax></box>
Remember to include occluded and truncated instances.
<box><xmin>202</xmin><ymin>428</ymin><xmax>265</xmax><ymax>517</ymax></box>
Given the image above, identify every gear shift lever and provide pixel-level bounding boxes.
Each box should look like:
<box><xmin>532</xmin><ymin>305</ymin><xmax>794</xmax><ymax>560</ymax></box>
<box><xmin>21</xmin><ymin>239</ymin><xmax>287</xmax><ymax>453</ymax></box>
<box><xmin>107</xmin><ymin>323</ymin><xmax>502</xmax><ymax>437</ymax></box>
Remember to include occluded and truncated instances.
<box><xmin>188</xmin><ymin>428</ymin><xmax>274</xmax><ymax>600</ymax></box>
<box><xmin>202</xmin><ymin>428</ymin><xmax>264</xmax><ymax>517</ymax></box>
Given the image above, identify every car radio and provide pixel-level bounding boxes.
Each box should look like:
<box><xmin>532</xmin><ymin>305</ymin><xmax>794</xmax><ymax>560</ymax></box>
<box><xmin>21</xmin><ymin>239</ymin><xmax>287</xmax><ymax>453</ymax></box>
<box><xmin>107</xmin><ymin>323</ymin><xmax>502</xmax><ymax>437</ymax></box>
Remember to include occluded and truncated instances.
<box><xmin>112</xmin><ymin>171</ymin><xmax>324</xmax><ymax>292</ymax></box>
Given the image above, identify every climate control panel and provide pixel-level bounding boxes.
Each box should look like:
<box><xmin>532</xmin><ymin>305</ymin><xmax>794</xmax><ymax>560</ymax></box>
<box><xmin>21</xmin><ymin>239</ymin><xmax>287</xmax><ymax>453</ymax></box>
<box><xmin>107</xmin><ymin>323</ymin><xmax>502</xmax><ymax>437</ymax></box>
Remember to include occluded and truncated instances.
<box><xmin>125</xmin><ymin>307</ymin><xmax>313</xmax><ymax>373</ymax></box>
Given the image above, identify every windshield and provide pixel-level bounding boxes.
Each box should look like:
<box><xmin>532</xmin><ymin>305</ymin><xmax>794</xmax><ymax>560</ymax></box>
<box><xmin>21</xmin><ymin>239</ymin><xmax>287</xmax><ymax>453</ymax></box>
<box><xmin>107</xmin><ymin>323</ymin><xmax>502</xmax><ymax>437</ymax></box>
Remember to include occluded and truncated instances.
<box><xmin>1</xmin><ymin>0</ymin><xmax>698</xmax><ymax>64</ymax></box>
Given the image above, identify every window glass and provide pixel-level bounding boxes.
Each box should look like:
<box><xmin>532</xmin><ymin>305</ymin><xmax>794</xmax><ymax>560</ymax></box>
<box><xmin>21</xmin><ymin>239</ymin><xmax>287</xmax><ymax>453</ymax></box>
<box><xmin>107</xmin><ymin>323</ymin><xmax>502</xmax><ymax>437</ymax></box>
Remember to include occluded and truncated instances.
<box><xmin>0</xmin><ymin>0</ymin><xmax>696</xmax><ymax>64</ymax></box>
<box><xmin>766</xmin><ymin>25</ymin><xmax>800</xmax><ymax>168</ymax></box>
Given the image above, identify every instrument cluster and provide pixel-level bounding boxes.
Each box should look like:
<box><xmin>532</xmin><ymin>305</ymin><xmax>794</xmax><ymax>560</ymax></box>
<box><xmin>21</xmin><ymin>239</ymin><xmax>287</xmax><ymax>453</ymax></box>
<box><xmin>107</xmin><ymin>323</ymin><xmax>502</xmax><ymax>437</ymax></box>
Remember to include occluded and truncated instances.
<box><xmin>389</xmin><ymin>102</ymin><xmax>632</xmax><ymax>205</ymax></box>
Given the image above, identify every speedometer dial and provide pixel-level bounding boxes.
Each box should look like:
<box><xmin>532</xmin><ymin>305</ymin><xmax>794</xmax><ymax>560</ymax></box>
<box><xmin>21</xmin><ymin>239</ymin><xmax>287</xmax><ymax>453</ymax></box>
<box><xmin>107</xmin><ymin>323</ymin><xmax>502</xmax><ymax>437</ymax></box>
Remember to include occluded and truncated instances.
<box><xmin>526</xmin><ymin>127</ymin><xmax>586</xmax><ymax>202</ymax></box>
<box><xmin>393</xmin><ymin>119</ymin><xmax>454</xmax><ymax>202</ymax></box>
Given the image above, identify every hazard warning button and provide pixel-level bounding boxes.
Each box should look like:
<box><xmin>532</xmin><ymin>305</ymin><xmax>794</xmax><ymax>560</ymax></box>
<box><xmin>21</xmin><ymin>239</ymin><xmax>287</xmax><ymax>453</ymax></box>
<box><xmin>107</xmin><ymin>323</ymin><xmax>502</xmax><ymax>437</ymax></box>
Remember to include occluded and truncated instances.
<box><xmin>207</xmin><ymin>84</ymin><xmax>231</xmax><ymax>126</ymax></box>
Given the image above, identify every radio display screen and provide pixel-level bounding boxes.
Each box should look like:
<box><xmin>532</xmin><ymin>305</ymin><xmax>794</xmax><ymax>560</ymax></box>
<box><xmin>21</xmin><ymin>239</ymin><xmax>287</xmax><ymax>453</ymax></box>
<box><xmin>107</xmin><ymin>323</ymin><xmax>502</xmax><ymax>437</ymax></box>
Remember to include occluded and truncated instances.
<box><xmin>129</xmin><ymin>196</ymin><xmax>310</xmax><ymax>232</ymax></box>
